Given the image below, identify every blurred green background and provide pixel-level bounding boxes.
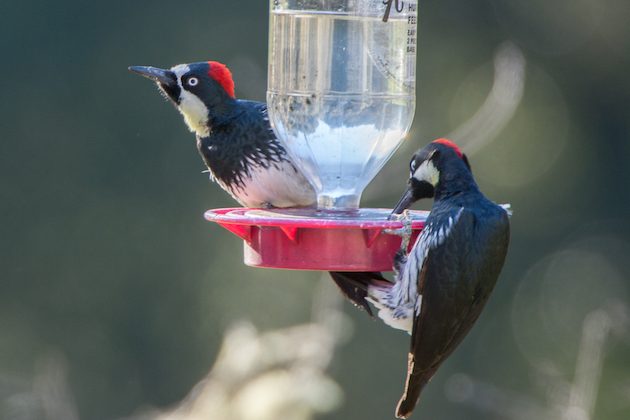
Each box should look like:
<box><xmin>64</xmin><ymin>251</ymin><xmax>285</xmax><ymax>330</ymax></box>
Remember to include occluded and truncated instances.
<box><xmin>1</xmin><ymin>0</ymin><xmax>629</xmax><ymax>419</ymax></box>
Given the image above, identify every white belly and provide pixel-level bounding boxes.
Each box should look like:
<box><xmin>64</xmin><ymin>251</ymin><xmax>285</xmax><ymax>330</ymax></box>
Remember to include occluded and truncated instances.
<box><xmin>227</xmin><ymin>161</ymin><xmax>316</xmax><ymax>208</ymax></box>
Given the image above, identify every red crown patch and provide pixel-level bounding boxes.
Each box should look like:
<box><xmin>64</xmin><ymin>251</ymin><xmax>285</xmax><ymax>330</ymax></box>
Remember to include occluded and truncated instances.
<box><xmin>208</xmin><ymin>61</ymin><xmax>235</xmax><ymax>98</ymax></box>
<box><xmin>432</xmin><ymin>138</ymin><xmax>463</xmax><ymax>158</ymax></box>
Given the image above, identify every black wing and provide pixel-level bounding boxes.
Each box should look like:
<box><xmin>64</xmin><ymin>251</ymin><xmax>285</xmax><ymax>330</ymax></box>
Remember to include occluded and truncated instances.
<box><xmin>329</xmin><ymin>271</ymin><xmax>390</xmax><ymax>316</ymax></box>
<box><xmin>396</xmin><ymin>206</ymin><xmax>509</xmax><ymax>418</ymax></box>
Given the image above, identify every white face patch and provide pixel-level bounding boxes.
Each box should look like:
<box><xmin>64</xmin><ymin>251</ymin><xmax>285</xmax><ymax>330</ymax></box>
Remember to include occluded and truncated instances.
<box><xmin>170</xmin><ymin>64</ymin><xmax>210</xmax><ymax>137</ymax></box>
<box><xmin>178</xmin><ymin>90</ymin><xmax>210</xmax><ymax>137</ymax></box>
<box><xmin>412</xmin><ymin>160</ymin><xmax>440</xmax><ymax>186</ymax></box>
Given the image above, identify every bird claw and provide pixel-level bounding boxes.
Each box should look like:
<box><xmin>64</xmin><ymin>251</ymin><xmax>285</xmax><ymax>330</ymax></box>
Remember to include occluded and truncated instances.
<box><xmin>385</xmin><ymin>210</ymin><xmax>414</xmax><ymax>252</ymax></box>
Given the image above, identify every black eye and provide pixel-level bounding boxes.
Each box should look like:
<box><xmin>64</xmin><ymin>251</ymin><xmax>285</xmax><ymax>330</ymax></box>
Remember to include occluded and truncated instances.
<box><xmin>187</xmin><ymin>77</ymin><xmax>199</xmax><ymax>87</ymax></box>
<box><xmin>410</xmin><ymin>160</ymin><xmax>417</xmax><ymax>173</ymax></box>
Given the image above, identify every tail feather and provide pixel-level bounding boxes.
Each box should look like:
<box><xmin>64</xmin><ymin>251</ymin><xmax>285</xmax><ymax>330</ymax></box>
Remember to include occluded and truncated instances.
<box><xmin>328</xmin><ymin>271</ymin><xmax>389</xmax><ymax>316</ymax></box>
<box><xmin>395</xmin><ymin>353</ymin><xmax>435</xmax><ymax>419</ymax></box>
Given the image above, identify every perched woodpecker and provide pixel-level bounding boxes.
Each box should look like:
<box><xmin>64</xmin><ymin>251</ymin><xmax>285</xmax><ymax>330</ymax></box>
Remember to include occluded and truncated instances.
<box><xmin>129</xmin><ymin>61</ymin><xmax>379</xmax><ymax>312</ymax></box>
<box><xmin>129</xmin><ymin>61</ymin><xmax>315</xmax><ymax>208</ymax></box>
<box><xmin>367</xmin><ymin>139</ymin><xmax>510</xmax><ymax>418</ymax></box>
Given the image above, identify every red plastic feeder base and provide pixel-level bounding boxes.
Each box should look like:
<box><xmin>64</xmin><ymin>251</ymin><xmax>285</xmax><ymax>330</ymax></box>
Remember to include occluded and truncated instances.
<box><xmin>204</xmin><ymin>208</ymin><xmax>427</xmax><ymax>271</ymax></box>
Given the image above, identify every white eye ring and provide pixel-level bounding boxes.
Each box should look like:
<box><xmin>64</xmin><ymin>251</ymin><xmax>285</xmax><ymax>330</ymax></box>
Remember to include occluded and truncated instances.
<box><xmin>187</xmin><ymin>77</ymin><xmax>199</xmax><ymax>86</ymax></box>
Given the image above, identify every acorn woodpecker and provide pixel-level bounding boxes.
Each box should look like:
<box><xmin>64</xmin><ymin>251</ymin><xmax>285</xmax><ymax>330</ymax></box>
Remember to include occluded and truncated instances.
<box><xmin>129</xmin><ymin>61</ymin><xmax>315</xmax><ymax>208</ymax></box>
<box><xmin>367</xmin><ymin>139</ymin><xmax>511</xmax><ymax>418</ymax></box>
<box><xmin>129</xmin><ymin>61</ymin><xmax>381</xmax><ymax>313</ymax></box>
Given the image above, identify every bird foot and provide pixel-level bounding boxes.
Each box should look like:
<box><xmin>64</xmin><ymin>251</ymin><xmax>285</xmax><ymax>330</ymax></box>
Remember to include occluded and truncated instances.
<box><xmin>385</xmin><ymin>210</ymin><xmax>414</xmax><ymax>252</ymax></box>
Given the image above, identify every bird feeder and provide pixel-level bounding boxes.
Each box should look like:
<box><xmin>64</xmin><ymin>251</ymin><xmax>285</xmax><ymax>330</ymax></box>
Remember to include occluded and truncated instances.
<box><xmin>206</xmin><ymin>0</ymin><xmax>424</xmax><ymax>271</ymax></box>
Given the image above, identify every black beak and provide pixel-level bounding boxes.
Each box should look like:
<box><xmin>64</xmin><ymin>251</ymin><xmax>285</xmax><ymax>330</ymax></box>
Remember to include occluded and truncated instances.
<box><xmin>389</xmin><ymin>180</ymin><xmax>435</xmax><ymax>218</ymax></box>
<box><xmin>128</xmin><ymin>66</ymin><xmax>177</xmax><ymax>88</ymax></box>
<box><xmin>390</xmin><ymin>187</ymin><xmax>416</xmax><ymax>217</ymax></box>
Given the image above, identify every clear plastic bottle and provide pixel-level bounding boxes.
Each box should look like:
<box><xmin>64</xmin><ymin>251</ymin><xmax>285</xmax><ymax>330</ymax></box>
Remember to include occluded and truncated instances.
<box><xmin>268</xmin><ymin>0</ymin><xmax>418</xmax><ymax>209</ymax></box>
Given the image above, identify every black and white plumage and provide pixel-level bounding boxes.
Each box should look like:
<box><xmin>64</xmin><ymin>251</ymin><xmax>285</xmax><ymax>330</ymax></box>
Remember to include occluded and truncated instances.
<box><xmin>366</xmin><ymin>139</ymin><xmax>510</xmax><ymax>418</ymax></box>
<box><xmin>129</xmin><ymin>61</ymin><xmax>382</xmax><ymax>311</ymax></box>
<box><xmin>129</xmin><ymin>61</ymin><xmax>315</xmax><ymax>208</ymax></box>
<box><xmin>194</xmin><ymin>99</ymin><xmax>314</xmax><ymax>208</ymax></box>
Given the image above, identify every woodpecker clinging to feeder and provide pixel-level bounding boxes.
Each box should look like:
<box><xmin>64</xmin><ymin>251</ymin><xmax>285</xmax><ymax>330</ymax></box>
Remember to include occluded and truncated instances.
<box><xmin>129</xmin><ymin>61</ymin><xmax>316</xmax><ymax>208</ymax></box>
<box><xmin>366</xmin><ymin>139</ymin><xmax>510</xmax><ymax>418</ymax></box>
<box><xmin>129</xmin><ymin>61</ymin><xmax>381</xmax><ymax>313</ymax></box>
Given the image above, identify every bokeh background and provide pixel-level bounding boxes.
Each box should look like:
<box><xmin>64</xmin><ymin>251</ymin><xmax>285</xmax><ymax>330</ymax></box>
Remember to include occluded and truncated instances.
<box><xmin>1</xmin><ymin>0</ymin><xmax>629</xmax><ymax>419</ymax></box>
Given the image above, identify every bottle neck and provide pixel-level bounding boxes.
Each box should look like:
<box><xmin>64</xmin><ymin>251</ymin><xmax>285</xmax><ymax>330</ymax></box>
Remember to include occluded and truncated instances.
<box><xmin>317</xmin><ymin>193</ymin><xmax>361</xmax><ymax>210</ymax></box>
